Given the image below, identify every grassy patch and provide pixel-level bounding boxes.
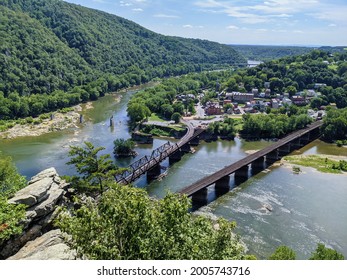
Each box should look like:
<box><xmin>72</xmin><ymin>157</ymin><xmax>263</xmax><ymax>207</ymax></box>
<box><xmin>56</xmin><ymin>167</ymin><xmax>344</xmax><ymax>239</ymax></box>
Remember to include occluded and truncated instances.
<box><xmin>168</xmin><ymin>124</ymin><xmax>186</xmax><ymax>132</ymax></box>
<box><xmin>148</xmin><ymin>113</ymin><xmax>166</xmax><ymax>122</ymax></box>
<box><xmin>284</xmin><ymin>155</ymin><xmax>347</xmax><ymax>174</ymax></box>
<box><xmin>149</xmin><ymin>128</ymin><xmax>170</xmax><ymax>137</ymax></box>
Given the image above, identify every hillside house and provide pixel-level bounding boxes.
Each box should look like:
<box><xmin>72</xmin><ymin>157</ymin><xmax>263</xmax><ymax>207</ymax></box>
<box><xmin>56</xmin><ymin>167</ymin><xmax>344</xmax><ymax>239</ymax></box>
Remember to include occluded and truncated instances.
<box><xmin>291</xmin><ymin>95</ymin><xmax>307</xmax><ymax>106</ymax></box>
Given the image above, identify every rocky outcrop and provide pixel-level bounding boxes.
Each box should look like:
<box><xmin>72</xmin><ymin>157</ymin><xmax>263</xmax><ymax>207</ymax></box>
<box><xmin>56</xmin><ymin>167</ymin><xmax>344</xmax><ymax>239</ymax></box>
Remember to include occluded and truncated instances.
<box><xmin>8</xmin><ymin>229</ymin><xmax>77</xmax><ymax>260</ymax></box>
<box><xmin>1</xmin><ymin>168</ymin><xmax>71</xmax><ymax>259</ymax></box>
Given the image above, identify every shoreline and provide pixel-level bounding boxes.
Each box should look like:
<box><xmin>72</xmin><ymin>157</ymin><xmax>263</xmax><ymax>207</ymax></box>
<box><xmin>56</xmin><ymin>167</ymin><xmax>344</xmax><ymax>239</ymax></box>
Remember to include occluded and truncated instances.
<box><xmin>0</xmin><ymin>106</ymin><xmax>83</xmax><ymax>140</ymax></box>
<box><xmin>281</xmin><ymin>154</ymin><xmax>347</xmax><ymax>175</ymax></box>
<box><xmin>0</xmin><ymin>82</ymin><xmax>157</xmax><ymax>140</ymax></box>
<box><xmin>0</xmin><ymin>99</ymin><xmax>99</xmax><ymax>140</ymax></box>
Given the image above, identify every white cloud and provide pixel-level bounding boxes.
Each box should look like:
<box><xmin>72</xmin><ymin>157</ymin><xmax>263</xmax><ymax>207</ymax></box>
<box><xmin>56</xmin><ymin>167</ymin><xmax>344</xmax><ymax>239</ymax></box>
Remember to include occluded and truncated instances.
<box><xmin>194</xmin><ymin>0</ymin><xmax>347</xmax><ymax>27</ymax></box>
<box><xmin>154</xmin><ymin>14</ymin><xmax>180</xmax><ymax>19</ymax></box>
<box><xmin>293</xmin><ymin>30</ymin><xmax>304</xmax><ymax>33</ymax></box>
<box><xmin>329</xmin><ymin>23</ymin><xmax>337</xmax><ymax>27</ymax></box>
<box><xmin>309</xmin><ymin>5</ymin><xmax>347</xmax><ymax>22</ymax></box>
<box><xmin>182</xmin><ymin>24</ymin><xmax>205</xmax><ymax>29</ymax></box>
<box><xmin>120</xmin><ymin>0</ymin><xmax>147</xmax><ymax>7</ymax></box>
<box><xmin>132</xmin><ymin>8</ymin><xmax>143</xmax><ymax>12</ymax></box>
<box><xmin>120</xmin><ymin>1</ymin><xmax>132</xmax><ymax>7</ymax></box>
<box><xmin>194</xmin><ymin>0</ymin><xmax>222</xmax><ymax>8</ymax></box>
<box><xmin>226</xmin><ymin>25</ymin><xmax>239</xmax><ymax>30</ymax></box>
<box><xmin>92</xmin><ymin>0</ymin><xmax>107</xmax><ymax>3</ymax></box>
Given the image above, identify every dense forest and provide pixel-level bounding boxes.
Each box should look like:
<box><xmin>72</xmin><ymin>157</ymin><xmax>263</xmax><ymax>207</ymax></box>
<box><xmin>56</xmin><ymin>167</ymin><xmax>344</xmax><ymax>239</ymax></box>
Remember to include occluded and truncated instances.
<box><xmin>0</xmin><ymin>0</ymin><xmax>244</xmax><ymax>120</ymax></box>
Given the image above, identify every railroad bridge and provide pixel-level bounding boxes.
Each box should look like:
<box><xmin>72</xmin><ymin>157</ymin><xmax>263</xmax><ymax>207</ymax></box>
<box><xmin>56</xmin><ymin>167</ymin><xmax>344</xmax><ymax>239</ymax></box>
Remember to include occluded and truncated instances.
<box><xmin>179</xmin><ymin>121</ymin><xmax>323</xmax><ymax>206</ymax></box>
<box><xmin>116</xmin><ymin>122</ymin><xmax>205</xmax><ymax>185</ymax></box>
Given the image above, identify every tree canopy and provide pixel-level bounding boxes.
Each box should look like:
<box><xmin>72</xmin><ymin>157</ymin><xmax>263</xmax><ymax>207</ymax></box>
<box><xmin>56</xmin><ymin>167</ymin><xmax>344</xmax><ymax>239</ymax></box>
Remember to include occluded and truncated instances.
<box><xmin>67</xmin><ymin>142</ymin><xmax>119</xmax><ymax>193</ymax></box>
<box><xmin>0</xmin><ymin>153</ymin><xmax>26</xmax><ymax>244</ymax></box>
<box><xmin>56</xmin><ymin>185</ymin><xmax>251</xmax><ymax>260</ymax></box>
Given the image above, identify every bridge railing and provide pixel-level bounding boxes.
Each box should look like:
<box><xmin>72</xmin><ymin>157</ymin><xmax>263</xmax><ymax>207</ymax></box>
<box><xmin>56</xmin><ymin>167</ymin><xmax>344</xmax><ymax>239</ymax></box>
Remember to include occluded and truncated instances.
<box><xmin>116</xmin><ymin>123</ymin><xmax>205</xmax><ymax>184</ymax></box>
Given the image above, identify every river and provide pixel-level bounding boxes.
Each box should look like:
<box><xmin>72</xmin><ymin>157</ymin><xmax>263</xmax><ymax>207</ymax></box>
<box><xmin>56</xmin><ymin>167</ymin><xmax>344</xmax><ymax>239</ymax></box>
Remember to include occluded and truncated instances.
<box><xmin>1</xmin><ymin>88</ymin><xmax>346</xmax><ymax>260</ymax></box>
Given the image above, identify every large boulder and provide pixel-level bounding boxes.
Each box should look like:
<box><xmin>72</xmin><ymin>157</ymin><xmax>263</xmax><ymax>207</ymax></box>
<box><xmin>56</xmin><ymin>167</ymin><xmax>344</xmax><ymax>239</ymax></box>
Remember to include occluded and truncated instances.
<box><xmin>8</xmin><ymin>177</ymin><xmax>53</xmax><ymax>207</ymax></box>
<box><xmin>7</xmin><ymin>230</ymin><xmax>77</xmax><ymax>260</ymax></box>
<box><xmin>1</xmin><ymin>167</ymin><xmax>70</xmax><ymax>259</ymax></box>
<box><xmin>28</xmin><ymin>167</ymin><xmax>58</xmax><ymax>184</ymax></box>
<box><xmin>28</xmin><ymin>182</ymin><xmax>64</xmax><ymax>219</ymax></box>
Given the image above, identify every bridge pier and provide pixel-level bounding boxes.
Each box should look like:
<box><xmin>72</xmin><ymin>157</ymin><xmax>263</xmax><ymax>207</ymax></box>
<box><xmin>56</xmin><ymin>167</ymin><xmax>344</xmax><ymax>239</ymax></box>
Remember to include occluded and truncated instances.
<box><xmin>147</xmin><ymin>164</ymin><xmax>161</xmax><ymax>181</ymax></box>
<box><xmin>189</xmin><ymin>136</ymin><xmax>200</xmax><ymax>146</ymax></box>
<box><xmin>290</xmin><ymin>138</ymin><xmax>302</xmax><ymax>149</ymax></box>
<box><xmin>266</xmin><ymin>149</ymin><xmax>279</xmax><ymax>165</ymax></box>
<box><xmin>215</xmin><ymin>175</ymin><xmax>230</xmax><ymax>196</ymax></box>
<box><xmin>169</xmin><ymin>150</ymin><xmax>182</xmax><ymax>164</ymax></box>
<box><xmin>181</xmin><ymin>143</ymin><xmax>191</xmax><ymax>153</ymax></box>
<box><xmin>299</xmin><ymin>132</ymin><xmax>310</xmax><ymax>145</ymax></box>
<box><xmin>191</xmin><ymin>187</ymin><xmax>208</xmax><ymax>205</ymax></box>
<box><xmin>278</xmin><ymin>143</ymin><xmax>291</xmax><ymax>156</ymax></box>
<box><xmin>234</xmin><ymin>165</ymin><xmax>249</xmax><ymax>185</ymax></box>
<box><xmin>251</xmin><ymin>156</ymin><xmax>265</xmax><ymax>175</ymax></box>
<box><xmin>310</xmin><ymin>127</ymin><xmax>320</xmax><ymax>140</ymax></box>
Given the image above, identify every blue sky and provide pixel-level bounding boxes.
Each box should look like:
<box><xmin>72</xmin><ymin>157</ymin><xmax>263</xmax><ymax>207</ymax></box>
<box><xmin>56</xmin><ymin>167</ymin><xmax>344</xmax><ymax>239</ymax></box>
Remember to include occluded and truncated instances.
<box><xmin>65</xmin><ymin>0</ymin><xmax>347</xmax><ymax>46</ymax></box>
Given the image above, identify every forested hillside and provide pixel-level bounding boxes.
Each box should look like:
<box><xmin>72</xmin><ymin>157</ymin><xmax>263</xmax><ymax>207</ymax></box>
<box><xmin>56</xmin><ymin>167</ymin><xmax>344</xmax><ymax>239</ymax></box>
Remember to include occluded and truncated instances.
<box><xmin>0</xmin><ymin>7</ymin><xmax>94</xmax><ymax>96</ymax></box>
<box><xmin>232</xmin><ymin>45</ymin><xmax>347</xmax><ymax>62</ymax></box>
<box><xmin>0</xmin><ymin>0</ymin><xmax>244</xmax><ymax>120</ymax></box>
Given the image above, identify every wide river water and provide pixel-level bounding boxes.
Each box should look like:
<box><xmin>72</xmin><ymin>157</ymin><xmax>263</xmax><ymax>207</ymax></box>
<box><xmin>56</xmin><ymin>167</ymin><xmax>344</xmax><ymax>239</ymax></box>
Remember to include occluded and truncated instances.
<box><xmin>1</xmin><ymin>88</ymin><xmax>346</xmax><ymax>259</ymax></box>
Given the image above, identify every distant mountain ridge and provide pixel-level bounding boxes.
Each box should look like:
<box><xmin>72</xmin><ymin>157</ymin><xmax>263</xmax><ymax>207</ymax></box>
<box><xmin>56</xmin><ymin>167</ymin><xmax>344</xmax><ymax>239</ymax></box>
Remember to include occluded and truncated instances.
<box><xmin>231</xmin><ymin>45</ymin><xmax>347</xmax><ymax>62</ymax></box>
<box><xmin>0</xmin><ymin>0</ymin><xmax>244</xmax><ymax>97</ymax></box>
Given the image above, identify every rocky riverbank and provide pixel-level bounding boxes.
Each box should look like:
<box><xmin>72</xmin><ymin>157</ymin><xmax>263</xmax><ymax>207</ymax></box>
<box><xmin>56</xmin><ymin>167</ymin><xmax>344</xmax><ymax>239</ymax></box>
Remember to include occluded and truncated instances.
<box><xmin>0</xmin><ymin>106</ymin><xmax>83</xmax><ymax>140</ymax></box>
<box><xmin>1</xmin><ymin>168</ymin><xmax>77</xmax><ymax>260</ymax></box>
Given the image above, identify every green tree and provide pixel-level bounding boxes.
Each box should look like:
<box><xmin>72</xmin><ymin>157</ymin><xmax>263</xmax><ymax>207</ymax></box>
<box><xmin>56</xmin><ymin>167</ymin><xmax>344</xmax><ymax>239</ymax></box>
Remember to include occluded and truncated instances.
<box><xmin>113</xmin><ymin>138</ymin><xmax>136</xmax><ymax>157</ymax></box>
<box><xmin>171</xmin><ymin>112</ymin><xmax>181</xmax><ymax>124</ymax></box>
<box><xmin>127</xmin><ymin>103</ymin><xmax>151</xmax><ymax>123</ymax></box>
<box><xmin>67</xmin><ymin>142</ymin><xmax>118</xmax><ymax>193</ymax></box>
<box><xmin>269</xmin><ymin>246</ymin><xmax>296</xmax><ymax>260</ymax></box>
<box><xmin>0</xmin><ymin>198</ymin><xmax>26</xmax><ymax>243</ymax></box>
<box><xmin>160</xmin><ymin>104</ymin><xmax>174</xmax><ymax>119</ymax></box>
<box><xmin>309</xmin><ymin>244</ymin><xmax>344</xmax><ymax>260</ymax></box>
<box><xmin>286</xmin><ymin>85</ymin><xmax>297</xmax><ymax>97</ymax></box>
<box><xmin>56</xmin><ymin>186</ymin><xmax>251</xmax><ymax>260</ymax></box>
<box><xmin>0</xmin><ymin>153</ymin><xmax>26</xmax><ymax>197</ymax></box>
<box><xmin>0</xmin><ymin>153</ymin><xmax>27</xmax><ymax>243</ymax></box>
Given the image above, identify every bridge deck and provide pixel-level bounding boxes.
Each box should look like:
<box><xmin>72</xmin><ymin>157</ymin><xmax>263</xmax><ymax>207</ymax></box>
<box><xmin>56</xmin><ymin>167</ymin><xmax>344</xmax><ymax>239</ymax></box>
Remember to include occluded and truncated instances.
<box><xmin>179</xmin><ymin>121</ymin><xmax>323</xmax><ymax>197</ymax></box>
<box><xmin>116</xmin><ymin>121</ymin><xmax>205</xmax><ymax>184</ymax></box>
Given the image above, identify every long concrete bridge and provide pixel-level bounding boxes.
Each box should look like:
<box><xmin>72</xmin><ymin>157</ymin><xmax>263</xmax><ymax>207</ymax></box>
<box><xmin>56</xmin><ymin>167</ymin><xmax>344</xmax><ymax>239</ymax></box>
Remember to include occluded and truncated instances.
<box><xmin>116</xmin><ymin>122</ymin><xmax>205</xmax><ymax>184</ymax></box>
<box><xmin>179</xmin><ymin>121</ymin><xmax>323</xmax><ymax>206</ymax></box>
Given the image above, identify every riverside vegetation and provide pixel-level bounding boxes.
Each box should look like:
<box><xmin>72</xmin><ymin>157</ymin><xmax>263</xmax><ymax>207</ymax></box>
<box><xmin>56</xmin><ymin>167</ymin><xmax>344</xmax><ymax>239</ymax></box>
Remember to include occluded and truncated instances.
<box><xmin>1</xmin><ymin>0</ymin><xmax>347</xmax><ymax>260</ymax></box>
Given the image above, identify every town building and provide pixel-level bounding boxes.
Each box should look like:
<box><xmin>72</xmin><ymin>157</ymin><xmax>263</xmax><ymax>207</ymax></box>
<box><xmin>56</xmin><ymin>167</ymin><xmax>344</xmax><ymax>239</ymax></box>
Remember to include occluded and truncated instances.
<box><xmin>232</xmin><ymin>92</ymin><xmax>254</xmax><ymax>103</ymax></box>
<box><xmin>271</xmin><ymin>99</ymin><xmax>279</xmax><ymax>109</ymax></box>
<box><xmin>205</xmin><ymin>103</ymin><xmax>222</xmax><ymax>115</ymax></box>
<box><xmin>291</xmin><ymin>95</ymin><xmax>307</xmax><ymax>106</ymax></box>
